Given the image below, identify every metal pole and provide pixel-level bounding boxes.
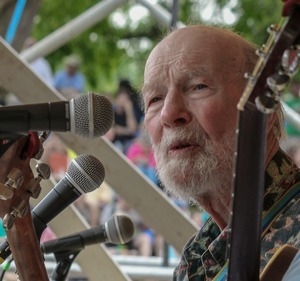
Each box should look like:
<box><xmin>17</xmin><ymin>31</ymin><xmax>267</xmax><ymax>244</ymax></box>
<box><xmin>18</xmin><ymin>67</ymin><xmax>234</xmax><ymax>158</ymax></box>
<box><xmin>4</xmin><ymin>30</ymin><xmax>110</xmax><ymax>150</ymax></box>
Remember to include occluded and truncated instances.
<box><xmin>170</xmin><ymin>0</ymin><xmax>179</xmax><ymax>30</ymax></box>
<box><xmin>137</xmin><ymin>0</ymin><xmax>185</xmax><ymax>28</ymax></box>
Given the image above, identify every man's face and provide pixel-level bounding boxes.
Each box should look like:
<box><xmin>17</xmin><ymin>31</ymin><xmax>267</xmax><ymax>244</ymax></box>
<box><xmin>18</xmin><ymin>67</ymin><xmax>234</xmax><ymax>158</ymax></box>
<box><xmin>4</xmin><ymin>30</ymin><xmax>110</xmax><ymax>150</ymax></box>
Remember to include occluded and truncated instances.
<box><xmin>67</xmin><ymin>65</ymin><xmax>77</xmax><ymax>75</ymax></box>
<box><xmin>142</xmin><ymin>27</ymin><xmax>245</xmax><ymax>202</ymax></box>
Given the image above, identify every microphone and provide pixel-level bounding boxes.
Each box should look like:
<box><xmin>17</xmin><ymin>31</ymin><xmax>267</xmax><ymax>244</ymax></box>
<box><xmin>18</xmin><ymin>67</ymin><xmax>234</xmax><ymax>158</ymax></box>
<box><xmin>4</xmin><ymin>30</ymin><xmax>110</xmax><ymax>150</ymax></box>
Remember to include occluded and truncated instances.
<box><xmin>0</xmin><ymin>92</ymin><xmax>114</xmax><ymax>138</ymax></box>
<box><xmin>41</xmin><ymin>215</ymin><xmax>135</xmax><ymax>253</ymax></box>
<box><xmin>32</xmin><ymin>154</ymin><xmax>105</xmax><ymax>238</ymax></box>
<box><xmin>0</xmin><ymin>154</ymin><xmax>105</xmax><ymax>263</ymax></box>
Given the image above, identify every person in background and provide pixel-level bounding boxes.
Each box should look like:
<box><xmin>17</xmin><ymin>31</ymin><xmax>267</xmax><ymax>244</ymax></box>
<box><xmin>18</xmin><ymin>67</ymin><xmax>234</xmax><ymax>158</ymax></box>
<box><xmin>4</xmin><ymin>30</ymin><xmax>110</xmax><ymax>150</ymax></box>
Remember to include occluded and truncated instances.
<box><xmin>2</xmin><ymin>36</ymin><xmax>54</xmax><ymax>106</ymax></box>
<box><xmin>101</xmin><ymin>195</ymin><xmax>156</xmax><ymax>256</ymax></box>
<box><xmin>119</xmin><ymin>79</ymin><xmax>145</xmax><ymax>124</ymax></box>
<box><xmin>40</xmin><ymin>133</ymin><xmax>70</xmax><ymax>182</ymax></box>
<box><xmin>126</xmin><ymin>119</ymin><xmax>158</xmax><ymax>185</ymax></box>
<box><xmin>111</xmin><ymin>79</ymin><xmax>138</xmax><ymax>154</ymax></box>
<box><xmin>53</xmin><ymin>54</ymin><xmax>85</xmax><ymax>100</ymax></box>
<box><xmin>23</xmin><ymin>36</ymin><xmax>53</xmax><ymax>86</ymax></box>
<box><xmin>140</xmin><ymin>1</ymin><xmax>300</xmax><ymax>280</ymax></box>
<box><xmin>74</xmin><ymin>182</ymin><xmax>114</xmax><ymax>227</ymax></box>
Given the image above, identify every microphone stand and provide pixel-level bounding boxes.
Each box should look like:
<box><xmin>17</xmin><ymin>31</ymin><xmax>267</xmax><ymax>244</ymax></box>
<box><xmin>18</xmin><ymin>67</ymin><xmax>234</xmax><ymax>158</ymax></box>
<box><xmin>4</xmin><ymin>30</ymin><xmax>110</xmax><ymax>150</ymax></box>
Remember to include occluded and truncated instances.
<box><xmin>50</xmin><ymin>250</ymin><xmax>80</xmax><ymax>281</ymax></box>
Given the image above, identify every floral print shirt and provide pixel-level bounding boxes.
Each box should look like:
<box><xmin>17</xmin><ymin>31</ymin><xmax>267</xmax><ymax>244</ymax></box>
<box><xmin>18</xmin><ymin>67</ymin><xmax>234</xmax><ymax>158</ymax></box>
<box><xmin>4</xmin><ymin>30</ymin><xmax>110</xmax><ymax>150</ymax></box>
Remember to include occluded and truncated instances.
<box><xmin>174</xmin><ymin>149</ymin><xmax>300</xmax><ymax>281</ymax></box>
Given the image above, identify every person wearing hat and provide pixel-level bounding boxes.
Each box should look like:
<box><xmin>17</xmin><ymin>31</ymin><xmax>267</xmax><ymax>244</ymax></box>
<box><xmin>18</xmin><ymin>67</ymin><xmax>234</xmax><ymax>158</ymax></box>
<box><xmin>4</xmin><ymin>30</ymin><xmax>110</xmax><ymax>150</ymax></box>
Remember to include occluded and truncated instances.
<box><xmin>53</xmin><ymin>54</ymin><xmax>85</xmax><ymax>100</ymax></box>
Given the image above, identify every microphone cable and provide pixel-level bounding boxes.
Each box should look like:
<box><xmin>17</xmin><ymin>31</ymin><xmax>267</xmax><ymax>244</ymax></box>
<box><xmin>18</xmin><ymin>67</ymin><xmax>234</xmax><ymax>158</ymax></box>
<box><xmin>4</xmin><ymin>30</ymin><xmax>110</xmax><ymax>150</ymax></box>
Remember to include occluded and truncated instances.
<box><xmin>0</xmin><ymin>256</ymin><xmax>14</xmax><ymax>281</ymax></box>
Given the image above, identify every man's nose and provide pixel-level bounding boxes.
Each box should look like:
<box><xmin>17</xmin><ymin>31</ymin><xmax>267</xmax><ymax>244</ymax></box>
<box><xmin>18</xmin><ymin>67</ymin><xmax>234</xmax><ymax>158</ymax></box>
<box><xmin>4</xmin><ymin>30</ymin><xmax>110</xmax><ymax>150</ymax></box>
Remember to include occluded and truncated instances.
<box><xmin>160</xmin><ymin>90</ymin><xmax>192</xmax><ymax>128</ymax></box>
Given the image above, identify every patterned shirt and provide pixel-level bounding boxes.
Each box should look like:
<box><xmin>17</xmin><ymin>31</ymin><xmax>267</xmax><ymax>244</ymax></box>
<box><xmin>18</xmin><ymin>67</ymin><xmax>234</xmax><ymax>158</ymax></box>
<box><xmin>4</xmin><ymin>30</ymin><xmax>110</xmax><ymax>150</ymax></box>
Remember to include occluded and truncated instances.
<box><xmin>174</xmin><ymin>149</ymin><xmax>300</xmax><ymax>281</ymax></box>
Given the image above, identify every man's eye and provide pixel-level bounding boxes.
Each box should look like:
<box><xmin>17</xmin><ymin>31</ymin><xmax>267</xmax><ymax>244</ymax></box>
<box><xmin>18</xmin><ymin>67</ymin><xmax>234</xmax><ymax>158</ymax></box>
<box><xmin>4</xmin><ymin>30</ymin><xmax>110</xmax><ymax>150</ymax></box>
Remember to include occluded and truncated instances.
<box><xmin>148</xmin><ymin>96</ymin><xmax>162</xmax><ymax>106</ymax></box>
<box><xmin>194</xmin><ymin>84</ymin><xmax>208</xmax><ymax>90</ymax></box>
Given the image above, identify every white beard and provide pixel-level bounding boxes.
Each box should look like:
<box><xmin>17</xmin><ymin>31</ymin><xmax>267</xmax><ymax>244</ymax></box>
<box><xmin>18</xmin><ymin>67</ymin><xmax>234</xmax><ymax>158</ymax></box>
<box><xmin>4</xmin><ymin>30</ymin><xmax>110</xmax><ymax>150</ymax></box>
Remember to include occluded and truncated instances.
<box><xmin>152</xmin><ymin>123</ymin><xmax>236</xmax><ymax>205</ymax></box>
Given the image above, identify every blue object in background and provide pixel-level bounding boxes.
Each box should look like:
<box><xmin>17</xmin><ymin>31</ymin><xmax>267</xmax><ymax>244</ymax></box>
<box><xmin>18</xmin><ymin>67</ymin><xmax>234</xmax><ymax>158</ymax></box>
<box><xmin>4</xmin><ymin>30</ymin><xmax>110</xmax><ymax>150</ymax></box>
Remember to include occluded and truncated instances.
<box><xmin>5</xmin><ymin>0</ymin><xmax>27</xmax><ymax>44</ymax></box>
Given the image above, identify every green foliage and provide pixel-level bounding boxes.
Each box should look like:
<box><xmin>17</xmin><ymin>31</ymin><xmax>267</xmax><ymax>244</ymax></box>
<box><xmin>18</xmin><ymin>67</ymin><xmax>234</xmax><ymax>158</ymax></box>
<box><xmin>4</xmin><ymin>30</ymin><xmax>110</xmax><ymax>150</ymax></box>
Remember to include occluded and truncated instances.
<box><xmin>30</xmin><ymin>0</ymin><xmax>288</xmax><ymax>94</ymax></box>
<box><xmin>231</xmin><ymin>0</ymin><xmax>282</xmax><ymax>45</ymax></box>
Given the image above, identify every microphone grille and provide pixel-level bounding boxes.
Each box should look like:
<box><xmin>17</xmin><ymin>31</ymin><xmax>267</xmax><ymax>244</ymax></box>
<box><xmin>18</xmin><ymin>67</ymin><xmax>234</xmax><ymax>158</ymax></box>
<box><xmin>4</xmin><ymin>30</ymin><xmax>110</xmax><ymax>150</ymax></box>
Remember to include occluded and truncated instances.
<box><xmin>67</xmin><ymin>154</ymin><xmax>105</xmax><ymax>193</ymax></box>
<box><xmin>72</xmin><ymin>92</ymin><xmax>114</xmax><ymax>138</ymax></box>
<box><xmin>106</xmin><ymin>215</ymin><xmax>135</xmax><ymax>244</ymax></box>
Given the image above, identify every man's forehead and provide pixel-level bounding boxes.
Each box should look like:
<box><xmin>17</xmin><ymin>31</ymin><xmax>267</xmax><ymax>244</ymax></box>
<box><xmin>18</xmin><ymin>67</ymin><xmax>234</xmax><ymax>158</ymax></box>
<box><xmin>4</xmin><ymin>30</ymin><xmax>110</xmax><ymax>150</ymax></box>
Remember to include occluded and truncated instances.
<box><xmin>145</xmin><ymin>46</ymin><xmax>213</xmax><ymax>79</ymax></box>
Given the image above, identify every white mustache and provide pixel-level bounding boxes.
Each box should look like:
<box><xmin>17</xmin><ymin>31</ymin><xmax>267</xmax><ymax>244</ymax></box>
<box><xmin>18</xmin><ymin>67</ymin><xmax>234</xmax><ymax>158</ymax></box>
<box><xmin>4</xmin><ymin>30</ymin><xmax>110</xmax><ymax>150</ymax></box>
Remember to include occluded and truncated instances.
<box><xmin>155</xmin><ymin>124</ymin><xmax>208</xmax><ymax>152</ymax></box>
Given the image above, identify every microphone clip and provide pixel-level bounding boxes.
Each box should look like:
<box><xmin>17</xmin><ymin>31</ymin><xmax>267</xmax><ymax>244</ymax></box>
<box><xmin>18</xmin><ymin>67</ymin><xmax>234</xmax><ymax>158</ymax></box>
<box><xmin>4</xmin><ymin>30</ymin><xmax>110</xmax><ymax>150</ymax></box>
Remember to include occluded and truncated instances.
<box><xmin>50</xmin><ymin>249</ymin><xmax>81</xmax><ymax>281</ymax></box>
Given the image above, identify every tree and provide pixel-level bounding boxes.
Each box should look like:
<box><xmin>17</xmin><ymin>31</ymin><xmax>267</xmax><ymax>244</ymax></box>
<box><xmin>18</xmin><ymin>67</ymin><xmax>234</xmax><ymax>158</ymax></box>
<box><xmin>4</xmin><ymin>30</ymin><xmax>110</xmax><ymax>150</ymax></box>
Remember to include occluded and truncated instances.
<box><xmin>30</xmin><ymin>0</ymin><xmax>286</xmax><ymax>94</ymax></box>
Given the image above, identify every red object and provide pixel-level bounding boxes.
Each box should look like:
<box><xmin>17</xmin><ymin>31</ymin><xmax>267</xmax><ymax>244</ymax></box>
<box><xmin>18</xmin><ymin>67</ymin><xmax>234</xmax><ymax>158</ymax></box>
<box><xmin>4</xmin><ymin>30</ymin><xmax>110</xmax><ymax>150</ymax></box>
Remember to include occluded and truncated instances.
<box><xmin>282</xmin><ymin>0</ymin><xmax>300</xmax><ymax>16</ymax></box>
<box><xmin>25</xmin><ymin>131</ymin><xmax>40</xmax><ymax>158</ymax></box>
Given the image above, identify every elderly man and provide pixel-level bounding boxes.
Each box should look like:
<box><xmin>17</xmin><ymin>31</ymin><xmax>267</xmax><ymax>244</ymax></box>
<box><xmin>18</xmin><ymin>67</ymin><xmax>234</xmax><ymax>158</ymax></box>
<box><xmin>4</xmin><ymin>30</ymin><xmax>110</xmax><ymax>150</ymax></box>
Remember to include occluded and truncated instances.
<box><xmin>141</xmin><ymin>2</ymin><xmax>300</xmax><ymax>280</ymax></box>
